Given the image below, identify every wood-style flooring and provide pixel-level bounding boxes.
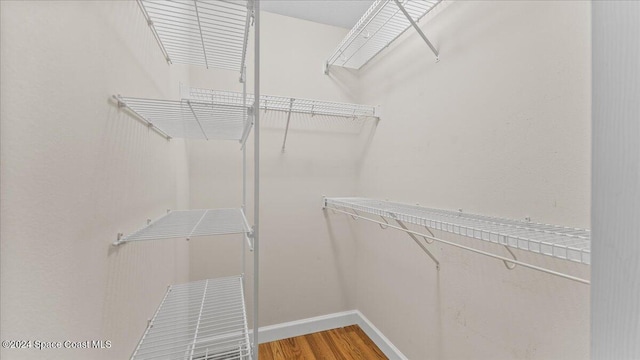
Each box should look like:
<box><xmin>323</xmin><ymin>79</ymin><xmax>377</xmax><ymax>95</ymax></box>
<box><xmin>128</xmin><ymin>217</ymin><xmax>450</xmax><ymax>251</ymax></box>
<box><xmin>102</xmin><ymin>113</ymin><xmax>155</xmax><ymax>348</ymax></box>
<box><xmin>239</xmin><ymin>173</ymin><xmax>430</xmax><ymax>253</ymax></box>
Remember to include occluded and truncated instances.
<box><xmin>258</xmin><ymin>325</ymin><xmax>388</xmax><ymax>360</ymax></box>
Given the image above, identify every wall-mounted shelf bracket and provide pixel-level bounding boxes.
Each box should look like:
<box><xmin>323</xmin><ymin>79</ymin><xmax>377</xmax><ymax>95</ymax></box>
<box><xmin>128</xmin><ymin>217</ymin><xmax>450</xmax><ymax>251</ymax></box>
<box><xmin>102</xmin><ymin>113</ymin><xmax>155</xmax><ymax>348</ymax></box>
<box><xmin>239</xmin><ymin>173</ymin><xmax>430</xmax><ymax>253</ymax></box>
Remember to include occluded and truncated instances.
<box><xmin>281</xmin><ymin>98</ymin><xmax>295</xmax><ymax>152</ymax></box>
<box><xmin>396</xmin><ymin>219</ymin><xmax>440</xmax><ymax>270</ymax></box>
<box><xmin>186</xmin><ymin>100</ymin><xmax>209</xmax><ymax>140</ymax></box>
<box><xmin>393</xmin><ymin>0</ymin><xmax>439</xmax><ymax>61</ymax></box>
<box><xmin>112</xmin><ymin>95</ymin><xmax>172</xmax><ymax>140</ymax></box>
<box><xmin>502</xmin><ymin>245</ymin><xmax>517</xmax><ymax>270</ymax></box>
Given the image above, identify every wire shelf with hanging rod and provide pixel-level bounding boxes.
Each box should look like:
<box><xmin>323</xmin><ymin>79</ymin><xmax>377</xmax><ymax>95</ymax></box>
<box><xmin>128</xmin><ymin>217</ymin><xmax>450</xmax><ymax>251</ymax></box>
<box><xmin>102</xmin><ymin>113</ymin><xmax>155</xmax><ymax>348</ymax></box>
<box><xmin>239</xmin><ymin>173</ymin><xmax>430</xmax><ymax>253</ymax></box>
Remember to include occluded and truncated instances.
<box><xmin>324</xmin><ymin>197</ymin><xmax>591</xmax><ymax>284</ymax></box>
<box><xmin>325</xmin><ymin>0</ymin><xmax>441</xmax><ymax>73</ymax></box>
<box><xmin>113</xmin><ymin>95</ymin><xmax>250</xmax><ymax>141</ymax></box>
<box><xmin>114</xmin><ymin>209</ymin><xmax>251</xmax><ymax>246</ymax></box>
<box><xmin>187</xmin><ymin>87</ymin><xmax>379</xmax><ymax>119</ymax></box>
<box><xmin>186</xmin><ymin>87</ymin><xmax>380</xmax><ymax>151</ymax></box>
<box><xmin>130</xmin><ymin>276</ymin><xmax>251</xmax><ymax>360</ymax></box>
<box><xmin>137</xmin><ymin>0</ymin><xmax>253</xmax><ymax>75</ymax></box>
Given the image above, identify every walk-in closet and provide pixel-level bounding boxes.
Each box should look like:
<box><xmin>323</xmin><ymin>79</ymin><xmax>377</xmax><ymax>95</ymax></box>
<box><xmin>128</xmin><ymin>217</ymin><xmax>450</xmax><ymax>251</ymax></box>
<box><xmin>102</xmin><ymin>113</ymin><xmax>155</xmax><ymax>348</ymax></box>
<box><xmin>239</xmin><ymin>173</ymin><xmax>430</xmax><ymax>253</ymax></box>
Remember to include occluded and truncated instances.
<box><xmin>2</xmin><ymin>1</ymin><xmax>639</xmax><ymax>359</ymax></box>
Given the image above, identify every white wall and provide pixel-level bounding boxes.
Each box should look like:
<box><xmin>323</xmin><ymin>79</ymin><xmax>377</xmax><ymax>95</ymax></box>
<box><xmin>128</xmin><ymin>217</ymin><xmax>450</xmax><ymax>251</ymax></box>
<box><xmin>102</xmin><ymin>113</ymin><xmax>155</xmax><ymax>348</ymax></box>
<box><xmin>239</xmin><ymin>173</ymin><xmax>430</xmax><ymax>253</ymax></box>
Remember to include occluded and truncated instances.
<box><xmin>186</xmin><ymin>12</ymin><xmax>367</xmax><ymax>328</ymax></box>
<box><xmin>592</xmin><ymin>2</ymin><xmax>640</xmax><ymax>359</ymax></box>
<box><xmin>1</xmin><ymin>2</ymin><xmax>190</xmax><ymax>359</ymax></box>
<box><xmin>346</xmin><ymin>1</ymin><xmax>591</xmax><ymax>359</ymax></box>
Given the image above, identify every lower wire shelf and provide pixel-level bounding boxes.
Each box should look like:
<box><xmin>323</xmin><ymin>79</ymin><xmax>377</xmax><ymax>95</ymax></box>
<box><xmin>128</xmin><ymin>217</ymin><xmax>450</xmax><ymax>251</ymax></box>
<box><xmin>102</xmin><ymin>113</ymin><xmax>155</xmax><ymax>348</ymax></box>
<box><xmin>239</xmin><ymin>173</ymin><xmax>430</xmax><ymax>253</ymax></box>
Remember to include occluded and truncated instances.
<box><xmin>115</xmin><ymin>209</ymin><xmax>251</xmax><ymax>245</ymax></box>
<box><xmin>325</xmin><ymin>197</ymin><xmax>591</xmax><ymax>264</ymax></box>
<box><xmin>131</xmin><ymin>275</ymin><xmax>251</xmax><ymax>360</ymax></box>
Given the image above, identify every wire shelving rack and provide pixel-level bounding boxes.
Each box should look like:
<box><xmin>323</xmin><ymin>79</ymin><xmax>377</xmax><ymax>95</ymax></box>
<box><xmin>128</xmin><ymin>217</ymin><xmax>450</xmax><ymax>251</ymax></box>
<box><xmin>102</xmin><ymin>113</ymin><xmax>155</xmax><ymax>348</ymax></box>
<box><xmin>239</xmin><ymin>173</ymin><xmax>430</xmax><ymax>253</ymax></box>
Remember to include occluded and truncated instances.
<box><xmin>138</xmin><ymin>0</ymin><xmax>252</xmax><ymax>75</ymax></box>
<box><xmin>324</xmin><ymin>197</ymin><xmax>591</xmax><ymax>283</ymax></box>
<box><xmin>118</xmin><ymin>1</ymin><xmax>261</xmax><ymax>359</ymax></box>
<box><xmin>114</xmin><ymin>209</ymin><xmax>251</xmax><ymax>245</ymax></box>
<box><xmin>114</xmin><ymin>95</ymin><xmax>250</xmax><ymax>141</ymax></box>
<box><xmin>188</xmin><ymin>88</ymin><xmax>379</xmax><ymax>119</ymax></box>
<box><xmin>325</xmin><ymin>0</ymin><xmax>441</xmax><ymax>73</ymax></box>
<box><xmin>131</xmin><ymin>276</ymin><xmax>251</xmax><ymax>360</ymax></box>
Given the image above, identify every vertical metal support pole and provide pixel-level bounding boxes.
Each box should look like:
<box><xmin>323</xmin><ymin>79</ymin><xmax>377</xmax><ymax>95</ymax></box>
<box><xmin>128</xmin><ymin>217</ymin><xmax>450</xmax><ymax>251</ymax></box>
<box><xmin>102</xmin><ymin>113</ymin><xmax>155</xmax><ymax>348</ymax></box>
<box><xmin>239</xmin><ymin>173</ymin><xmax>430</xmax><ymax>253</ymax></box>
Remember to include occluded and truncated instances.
<box><xmin>281</xmin><ymin>98</ymin><xmax>294</xmax><ymax>152</ymax></box>
<box><xmin>242</xmin><ymin>66</ymin><xmax>247</xmax><ymax>279</ymax></box>
<box><xmin>253</xmin><ymin>1</ymin><xmax>260</xmax><ymax>357</ymax></box>
<box><xmin>393</xmin><ymin>0</ymin><xmax>439</xmax><ymax>60</ymax></box>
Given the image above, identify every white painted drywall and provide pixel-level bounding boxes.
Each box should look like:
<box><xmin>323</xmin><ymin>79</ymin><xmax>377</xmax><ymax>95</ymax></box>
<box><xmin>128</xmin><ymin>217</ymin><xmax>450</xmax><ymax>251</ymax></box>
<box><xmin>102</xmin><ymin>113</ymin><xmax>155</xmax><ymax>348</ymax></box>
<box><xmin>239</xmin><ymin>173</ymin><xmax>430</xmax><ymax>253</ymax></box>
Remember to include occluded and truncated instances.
<box><xmin>185</xmin><ymin>12</ymin><xmax>365</xmax><ymax>328</ymax></box>
<box><xmin>1</xmin><ymin>2</ymin><xmax>190</xmax><ymax>359</ymax></box>
<box><xmin>347</xmin><ymin>1</ymin><xmax>592</xmax><ymax>359</ymax></box>
<box><xmin>592</xmin><ymin>2</ymin><xmax>640</xmax><ymax>359</ymax></box>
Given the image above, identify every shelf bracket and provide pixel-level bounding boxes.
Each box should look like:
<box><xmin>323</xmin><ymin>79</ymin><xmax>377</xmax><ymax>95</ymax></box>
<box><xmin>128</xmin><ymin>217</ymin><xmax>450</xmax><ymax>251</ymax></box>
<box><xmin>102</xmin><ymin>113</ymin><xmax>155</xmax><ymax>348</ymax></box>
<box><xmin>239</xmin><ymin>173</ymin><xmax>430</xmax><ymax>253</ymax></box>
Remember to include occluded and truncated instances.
<box><xmin>393</xmin><ymin>0</ymin><xmax>439</xmax><ymax>61</ymax></box>
<box><xmin>423</xmin><ymin>225</ymin><xmax>436</xmax><ymax>244</ymax></box>
<box><xmin>378</xmin><ymin>216</ymin><xmax>389</xmax><ymax>229</ymax></box>
<box><xmin>186</xmin><ymin>100</ymin><xmax>209</xmax><ymax>140</ymax></box>
<box><xmin>502</xmin><ymin>245</ymin><xmax>517</xmax><ymax>270</ymax></box>
<box><xmin>281</xmin><ymin>98</ymin><xmax>295</xmax><ymax>152</ymax></box>
<box><xmin>245</xmin><ymin>229</ymin><xmax>255</xmax><ymax>252</ymax></box>
<box><xmin>111</xmin><ymin>95</ymin><xmax>172</xmax><ymax>140</ymax></box>
<box><xmin>396</xmin><ymin>220</ymin><xmax>440</xmax><ymax>270</ymax></box>
<box><xmin>240</xmin><ymin>105</ymin><xmax>255</xmax><ymax>149</ymax></box>
<box><xmin>192</xmin><ymin>0</ymin><xmax>209</xmax><ymax>69</ymax></box>
<box><xmin>113</xmin><ymin>233</ymin><xmax>125</xmax><ymax>246</ymax></box>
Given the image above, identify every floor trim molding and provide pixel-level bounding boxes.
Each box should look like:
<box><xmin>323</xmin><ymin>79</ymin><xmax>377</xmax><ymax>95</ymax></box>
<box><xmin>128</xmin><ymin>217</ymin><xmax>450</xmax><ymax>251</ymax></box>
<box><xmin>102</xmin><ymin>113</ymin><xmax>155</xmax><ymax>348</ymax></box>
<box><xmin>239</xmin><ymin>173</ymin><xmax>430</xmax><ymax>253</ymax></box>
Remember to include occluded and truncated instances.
<box><xmin>256</xmin><ymin>310</ymin><xmax>408</xmax><ymax>360</ymax></box>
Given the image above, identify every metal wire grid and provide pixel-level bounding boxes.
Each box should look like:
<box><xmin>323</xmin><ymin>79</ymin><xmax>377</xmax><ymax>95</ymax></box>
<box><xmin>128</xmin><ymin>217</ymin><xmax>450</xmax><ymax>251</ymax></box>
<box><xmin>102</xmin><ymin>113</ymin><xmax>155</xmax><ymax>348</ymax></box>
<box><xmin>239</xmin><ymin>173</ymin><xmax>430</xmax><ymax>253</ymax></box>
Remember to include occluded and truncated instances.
<box><xmin>121</xmin><ymin>209</ymin><xmax>250</xmax><ymax>243</ymax></box>
<box><xmin>138</xmin><ymin>0</ymin><xmax>251</xmax><ymax>72</ymax></box>
<box><xmin>326</xmin><ymin>0</ymin><xmax>441</xmax><ymax>70</ymax></box>
<box><xmin>131</xmin><ymin>276</ymin><xmax>251</xmax><ymax>360</ymax></box>
<box><xmin>326</xmin><ymin>197</ymin><xmax>591</xmax><ymax>264</ymax></box>
<box><xmin>188</xmin><ymin>87</ymin><xmax>378</xmax><ymax>119</ymax></box>
<box><xmin>115</xmin><ymin>95</ymin><xmax>249</xmax><ymax>140</ymax></box>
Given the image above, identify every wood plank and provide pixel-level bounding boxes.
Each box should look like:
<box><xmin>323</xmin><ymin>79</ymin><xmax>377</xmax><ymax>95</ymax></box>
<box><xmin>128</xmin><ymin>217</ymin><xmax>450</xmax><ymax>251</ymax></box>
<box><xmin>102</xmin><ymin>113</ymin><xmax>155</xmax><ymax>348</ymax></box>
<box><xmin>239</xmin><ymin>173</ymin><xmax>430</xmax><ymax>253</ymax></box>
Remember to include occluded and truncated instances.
<box><xmin>344</xmin><ymin>325</ymin><xmax>387</xmax><ymax>360</ymax></box>
<box><xmin>305</xmin><ymin>331</ymin><xmax>344</xmax><ymax>360</ymax></box>
<box><xmin>259</xmin><ymin>325</ymin><xmax>388</xmax><ymax>360</ymax></box>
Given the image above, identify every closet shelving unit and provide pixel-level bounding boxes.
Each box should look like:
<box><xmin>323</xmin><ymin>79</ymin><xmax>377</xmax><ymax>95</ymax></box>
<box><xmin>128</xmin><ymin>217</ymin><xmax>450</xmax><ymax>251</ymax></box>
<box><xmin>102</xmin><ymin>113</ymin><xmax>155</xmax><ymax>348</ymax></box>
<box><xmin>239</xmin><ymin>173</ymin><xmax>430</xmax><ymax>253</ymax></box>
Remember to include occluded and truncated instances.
<box><xmin>187</xmin><ymin>87</ymin><xmax>380</xmax><ymax>151</ymax></box>
<box><xmin>325</xmin><ymin>0</ymin><xmax>442</xmax><ymax>74</ymax></box>
<box><xmin>324</xmin><ymin>197</ymin><xmax>591</xmax><ymax>284</ymax></box>
<box><xmin>115</xmin><ymin>1</ymin><xmax>261</xmax><ymax>359</ymax></box>
<box><xmin>112</xmin><ymin>95</ymin><xmax>252</xmax><ymax>142</ymax></box>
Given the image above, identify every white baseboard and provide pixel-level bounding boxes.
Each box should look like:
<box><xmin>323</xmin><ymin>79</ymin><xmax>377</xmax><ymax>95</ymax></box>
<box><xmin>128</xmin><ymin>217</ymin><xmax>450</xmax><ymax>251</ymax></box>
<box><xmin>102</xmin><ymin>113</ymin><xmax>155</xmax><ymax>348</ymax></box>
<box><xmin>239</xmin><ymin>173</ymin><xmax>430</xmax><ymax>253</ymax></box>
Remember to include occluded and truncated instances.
<box><xmin>255</xmin><ymin>310</ymin><xmax>408</xmax><ymax>360</ymax></box>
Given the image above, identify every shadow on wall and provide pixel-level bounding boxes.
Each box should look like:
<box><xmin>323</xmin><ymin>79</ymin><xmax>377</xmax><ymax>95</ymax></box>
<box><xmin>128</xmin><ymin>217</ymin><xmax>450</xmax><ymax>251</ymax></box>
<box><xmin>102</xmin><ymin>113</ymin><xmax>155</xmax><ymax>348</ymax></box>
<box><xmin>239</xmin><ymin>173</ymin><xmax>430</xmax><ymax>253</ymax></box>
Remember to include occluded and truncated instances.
<box><xmin>323</xmin><ymin>209</ymin><xmax>360</xmax><ymax>308</ymax></box>
<box><xmin>260</xmin><ymin>109</ymin><xmax>380</xmax><ymax>160</ymax></box>
<box><xmin>97</xmin><ymin>98</ymin><xmax>189</xmax><ymax>359</ymax></box>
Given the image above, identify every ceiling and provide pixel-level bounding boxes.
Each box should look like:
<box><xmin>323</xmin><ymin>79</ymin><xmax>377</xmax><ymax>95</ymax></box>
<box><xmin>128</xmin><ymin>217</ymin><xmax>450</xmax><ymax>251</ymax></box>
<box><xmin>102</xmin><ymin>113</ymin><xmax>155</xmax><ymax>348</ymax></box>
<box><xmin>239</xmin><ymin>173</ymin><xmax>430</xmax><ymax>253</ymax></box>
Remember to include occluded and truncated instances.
<box><xmin>261</xmin><ymin>1</ymin><xmax>375</xmax><ymax>29</ymax></box>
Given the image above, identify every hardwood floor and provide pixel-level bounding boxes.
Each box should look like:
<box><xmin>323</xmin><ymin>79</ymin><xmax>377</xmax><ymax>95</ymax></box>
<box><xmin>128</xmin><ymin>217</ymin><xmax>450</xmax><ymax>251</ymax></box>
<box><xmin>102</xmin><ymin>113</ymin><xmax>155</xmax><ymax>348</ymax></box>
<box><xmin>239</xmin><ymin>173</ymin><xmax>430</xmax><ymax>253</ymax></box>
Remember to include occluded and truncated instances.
<box><xmin>258</xmin><ymin>325</ymin><xmax>388</xmax><ymax>360</ymax></box>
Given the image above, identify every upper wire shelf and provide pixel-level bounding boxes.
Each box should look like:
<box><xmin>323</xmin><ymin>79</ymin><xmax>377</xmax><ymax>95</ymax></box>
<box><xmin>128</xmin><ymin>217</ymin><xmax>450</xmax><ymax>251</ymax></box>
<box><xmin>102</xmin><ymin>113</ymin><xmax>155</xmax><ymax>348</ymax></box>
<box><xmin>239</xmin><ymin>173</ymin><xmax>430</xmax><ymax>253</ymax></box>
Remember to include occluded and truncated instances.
<box><xmin>114</xmin><ymin>94</ymin><xmax>250</xmax><ymax>141</ymax></box>
<box><xmin>131</xmin><ymin>275</ymin><xmax>251</xmax><ymax>360</ymax></box>
<box><xmin>188</xmin><ymin>87</ymin><xmax>379</xmax><ymax>119</ymax></box>
<box><xmin>138</xmin><ymin>0</ymin><xmax>252</xmax><ymax>75</ymax></box>
<box><xmin>325</xmin><ymin>197</ymin><xmax>591</xmax><ymax>265</ymax></box>
<box><xmin>115</xmin><ymin>209</ymin><xmax>250</xmax><ymax>245</ymax></box>
<box><xmin>326</xmin><ymin>0</ymin><xmax>441</xmax><ymax>71</ymax></box>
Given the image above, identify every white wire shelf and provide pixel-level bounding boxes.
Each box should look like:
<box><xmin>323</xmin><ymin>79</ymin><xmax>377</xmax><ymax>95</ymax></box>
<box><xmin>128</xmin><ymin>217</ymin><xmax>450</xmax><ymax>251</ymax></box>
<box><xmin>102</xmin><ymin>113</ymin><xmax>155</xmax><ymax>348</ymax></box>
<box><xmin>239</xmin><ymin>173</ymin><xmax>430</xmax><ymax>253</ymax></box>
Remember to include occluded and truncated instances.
<box><xmin>187</xmin><ymin>87</ymin><xmax>379</xmax><ymax>119</ymax></box>
<box><xmin>116</xmin><ymin>209</ymin><xmax>250</xmax><ymax>245</ymax></box>
<box><xmin>131</xmin><ymin>275</ymin><xmax>251</xmax><ymax>360</ymax></box>
<box><xmin>138</xmin><ymin>0</ymin><xmax>252</xmax><ymax>73</ymax></box>
<box><xmin>114</xmin><ymin>95</ymin><xmax>249</xmax><ymax>141</ymax></box>
<box><xmin>326</xmin><ymin>0</ymin><xmax>441</xmax><ymax>71</ymax></box>
<box><xmin>325</xmin><ymin>197</ymin><xmax>591</xmax><ymax>265</ymax></box>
